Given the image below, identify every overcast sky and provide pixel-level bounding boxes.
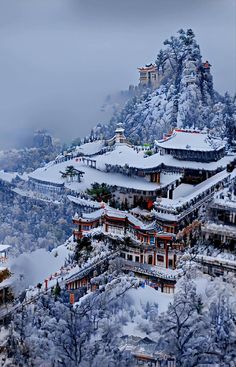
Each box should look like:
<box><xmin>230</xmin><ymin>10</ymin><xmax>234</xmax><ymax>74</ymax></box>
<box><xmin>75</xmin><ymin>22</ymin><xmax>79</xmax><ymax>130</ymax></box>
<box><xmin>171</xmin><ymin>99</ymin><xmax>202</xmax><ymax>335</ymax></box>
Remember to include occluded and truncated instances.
<box><xmin>0</xmin><ymin>0</ymin><xmax>235</xmax><ymax>148</ymax></box>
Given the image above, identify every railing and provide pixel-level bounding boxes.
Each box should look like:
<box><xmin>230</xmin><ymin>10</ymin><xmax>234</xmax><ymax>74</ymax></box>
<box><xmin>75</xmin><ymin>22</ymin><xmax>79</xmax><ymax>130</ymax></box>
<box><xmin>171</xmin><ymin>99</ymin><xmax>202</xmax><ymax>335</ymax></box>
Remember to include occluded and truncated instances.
<box><xmin>156</xmin><ymin>191</ymin><xmax>214</xmax><ymax>222</ymax></box>
<box><xmin>201</xmin><ymin>224</ymin><xmax>236</xmax><ymax>238</ymax></box>
<box><xmin>156</xmin><ymin>169</ymin><xmax>234</xmax><ymax>222</ymax></box>
<box><xmin>210</xmin><ymin>201</ymin><xmax>236</xmax><ymax>213</ymax></box>
<box><xmin>66</xmin><ymin>251</ymin><xmax>120</xmax><ymax>284</ymax></box>
<box><xmin>195</xmin><ymin>255</ymin><xmax>236</xmax><ymax>273</ymax></box>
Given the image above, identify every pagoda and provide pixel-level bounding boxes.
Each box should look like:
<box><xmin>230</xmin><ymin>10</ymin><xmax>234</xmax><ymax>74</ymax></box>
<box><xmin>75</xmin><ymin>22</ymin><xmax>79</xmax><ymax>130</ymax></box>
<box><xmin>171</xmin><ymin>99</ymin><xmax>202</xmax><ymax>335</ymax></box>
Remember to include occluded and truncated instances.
<box><xmin>138</xmin><ymin>63</ymin><xmax>160</xmax><ymax>88</ymax></box>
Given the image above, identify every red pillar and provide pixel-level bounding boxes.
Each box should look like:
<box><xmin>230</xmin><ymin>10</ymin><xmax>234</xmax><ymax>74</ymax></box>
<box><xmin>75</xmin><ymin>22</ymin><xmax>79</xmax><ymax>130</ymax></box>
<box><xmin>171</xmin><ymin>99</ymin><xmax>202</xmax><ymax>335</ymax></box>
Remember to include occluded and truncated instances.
<box><xmin>165</xmin><ymin>245</ymin><xmax>169</xmax><ymax>269</ymax></box>
<box><xmin>44</xmin><ymin>279</ymin><xmax>48</xmax><ymax>291</ymax></box>
<box><xmin>153</xmin><ymin>251</ymin><xmax>156</xmax><ymax>266</ymax></box>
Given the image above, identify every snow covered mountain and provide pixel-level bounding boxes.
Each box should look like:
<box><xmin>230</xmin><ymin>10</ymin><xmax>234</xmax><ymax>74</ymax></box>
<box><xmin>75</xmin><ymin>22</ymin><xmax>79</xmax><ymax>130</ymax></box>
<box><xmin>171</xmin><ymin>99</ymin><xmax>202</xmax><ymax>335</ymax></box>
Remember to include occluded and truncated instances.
<box><xmin>91</xmin><ymin>29</ymin><xmax>236</xmax><ymax>145</ymax></box>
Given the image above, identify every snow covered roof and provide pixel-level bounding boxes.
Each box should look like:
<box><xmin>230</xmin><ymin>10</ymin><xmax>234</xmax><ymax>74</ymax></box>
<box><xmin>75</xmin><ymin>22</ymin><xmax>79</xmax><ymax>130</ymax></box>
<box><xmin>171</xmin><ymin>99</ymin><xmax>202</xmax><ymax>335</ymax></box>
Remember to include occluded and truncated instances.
<box><xmin>212</xmin><ymin>187</ymin><xmax>236</xmax><ymax>210</ymax></box>
<box><xmin>29</xmin><ymin>157</ymin><xmax>167</xmax><ymax>192</ymax></box>
<box><xmin>130</xmin><ymin>207</ymin><xmax>153</xmax><ymax>218</ymax></box>
<box><xmin>213</xmin><ymin>197</ymin><xmax>236</xmax><ymax>210</ymax></box>
<box><xmin>75</xmin><ymin>140</ymin><xmax>105</xmax><ymax>156</ymax></box>
<box><xmin>115</xmin><ymin>122</ymin><xmax>125</xmax><ymax>133</ymax></box>
<box><xmin>123</xmin><ymin>259</ymin><xmax>182</xmax><ymax>280</ymax></box>
<box><xmin>104</xmin><ymin>207</ymin><xmax>156</xmax><ymax>230</ymax></box>
<box><xmin>202</xmin><ymin>222</ymin><xmax>236</xmax><ymax>238</ymax></box>
<box><xmin>138</xmin><ymin>64</ymin><xmax>157</xmax><ymax>72</ymax></box>
<box><xmin>29</xmin><ymin>142</ymin><xmax>235</xmax><ymax>197</ymax></box>
<box><xmin>74</xmin><ymin>205</ymin><xmax>157</xmax><ymax>231</ymax></box>
<box><xmin>82</xmin><ymin>209</ymin><xmax>105</xmax><ymax>221</ymax></box>
<box><xmin>156</xmin><ymin>129</ymin><xmax>226</xmax><ymax>152</ymax></box>
<box><xmin>93</xmin><ymin>143</ymin><xmax>234</xmax><ymax>172</ymax></box>
<box><xmin>67</xmin><ymin>195</ymin><xmax>102</xmax><ymax>209</ymax></box>
<box><xmin>0</xmin><ymin>244</ymin><xmax>11</xmax><ymax>252</ymax></box>
<box><xmin>155</xmin><ymin>168</ymin><xmax>236</xmax><ymax>213</ymax></box>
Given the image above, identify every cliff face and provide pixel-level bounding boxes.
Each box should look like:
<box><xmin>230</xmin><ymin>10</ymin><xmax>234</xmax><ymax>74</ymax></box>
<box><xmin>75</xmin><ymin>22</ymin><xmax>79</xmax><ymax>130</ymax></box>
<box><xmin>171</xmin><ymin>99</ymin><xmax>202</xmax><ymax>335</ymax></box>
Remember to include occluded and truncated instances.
<box><xmin>92</xmin><ymin>29</ymin><xmax>236</xmax><ymax>145</ymax></box>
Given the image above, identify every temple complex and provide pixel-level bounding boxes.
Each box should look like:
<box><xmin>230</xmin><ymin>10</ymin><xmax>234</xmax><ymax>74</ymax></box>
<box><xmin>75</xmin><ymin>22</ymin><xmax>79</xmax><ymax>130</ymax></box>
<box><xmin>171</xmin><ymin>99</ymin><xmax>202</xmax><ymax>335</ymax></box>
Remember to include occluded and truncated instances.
<box><xmin>28</xmin><ymin>124</ymin><xmax>236</xmax><ymax>286</ymax></box>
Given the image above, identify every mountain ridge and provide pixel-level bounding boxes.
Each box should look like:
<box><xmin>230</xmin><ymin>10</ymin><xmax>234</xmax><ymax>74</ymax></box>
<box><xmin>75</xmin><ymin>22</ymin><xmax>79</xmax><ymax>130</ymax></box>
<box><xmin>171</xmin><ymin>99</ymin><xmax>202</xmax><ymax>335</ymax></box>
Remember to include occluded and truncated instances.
<box><xmin>90</xmin><ymin>29</ymin><xmax>235</xmax><ymax>145</ymax></box>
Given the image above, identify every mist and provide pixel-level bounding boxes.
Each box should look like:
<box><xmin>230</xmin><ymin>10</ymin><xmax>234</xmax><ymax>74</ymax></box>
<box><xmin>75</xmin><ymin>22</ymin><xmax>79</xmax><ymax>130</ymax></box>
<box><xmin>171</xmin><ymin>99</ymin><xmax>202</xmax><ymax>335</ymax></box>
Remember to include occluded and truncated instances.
<box><xmin>0</xmin><ymin>0</ymin><xmax>235</xmax><ymax>149</ymax></box>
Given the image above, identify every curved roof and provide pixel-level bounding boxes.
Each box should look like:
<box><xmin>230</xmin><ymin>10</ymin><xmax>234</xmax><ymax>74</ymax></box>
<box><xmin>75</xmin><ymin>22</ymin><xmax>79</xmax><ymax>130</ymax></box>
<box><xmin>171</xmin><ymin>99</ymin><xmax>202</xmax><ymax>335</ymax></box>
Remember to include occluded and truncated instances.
<box><xmin>156</xmin><ymin>129</ymin><xmax>226</xmax><ymax>152</ymax></box>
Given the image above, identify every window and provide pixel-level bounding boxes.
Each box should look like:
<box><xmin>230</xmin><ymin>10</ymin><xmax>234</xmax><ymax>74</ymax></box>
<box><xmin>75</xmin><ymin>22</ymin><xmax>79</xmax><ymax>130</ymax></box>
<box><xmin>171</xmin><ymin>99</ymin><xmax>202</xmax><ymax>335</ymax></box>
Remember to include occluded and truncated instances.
<box><xmin>135</xmin><ymin>256</ymin><xmax>140</xmax><ymax>262</ymax></box>
<box><xmin>157</xmin><ymin>255</ymin><xmax>164</xmax><ymax>262</ymax></box>
<box><xmin>150</xmin><ymin>236</ymin><xmax>155</xmax><ymax>245</ymax></box>
<box><xmin>127</xmin><ymin>254</ymin><xmax>133</xmax><ymax>261</ymax></box>
<box><xmin>167</xmin><ymin>360</ymin><xmax>176</xmax><ymax>367</ymax></box>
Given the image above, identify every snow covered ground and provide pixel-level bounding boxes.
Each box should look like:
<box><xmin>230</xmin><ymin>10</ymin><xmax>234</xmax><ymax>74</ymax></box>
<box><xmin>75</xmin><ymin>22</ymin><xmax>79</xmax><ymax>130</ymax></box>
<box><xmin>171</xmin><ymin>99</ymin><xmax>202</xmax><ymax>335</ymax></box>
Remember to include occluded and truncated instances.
<box><xmin>123</xmin><ymin>285</ymin><xmax>173</xmax><ymax>338</ymax></box>
<box><xmin>0</xmin><ymin>170</ymin><xmax>28</xmax><ymax>183</ymax></box>
<box><xmin>7</xmin><ymin>238</ymin><xmax>75</xmax><ymax>292</ymax></box>
<box><xmin>127</xmin><ymin>285</ymin><xmax>173</xmax><ymax>314</ymax></box>
<box><xmin>0</xmin><ymin>171</ymin><xmax>18</xmax><ymax>183</ymax></box>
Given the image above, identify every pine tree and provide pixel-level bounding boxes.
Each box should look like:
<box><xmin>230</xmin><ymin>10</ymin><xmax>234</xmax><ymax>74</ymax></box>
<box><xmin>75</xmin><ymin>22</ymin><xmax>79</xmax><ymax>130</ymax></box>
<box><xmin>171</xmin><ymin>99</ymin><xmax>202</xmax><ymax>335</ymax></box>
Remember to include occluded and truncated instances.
<box><xmin>54</xmin><ymin>281</ymin><xmax>61</xmax><ymax>299</ymax></box>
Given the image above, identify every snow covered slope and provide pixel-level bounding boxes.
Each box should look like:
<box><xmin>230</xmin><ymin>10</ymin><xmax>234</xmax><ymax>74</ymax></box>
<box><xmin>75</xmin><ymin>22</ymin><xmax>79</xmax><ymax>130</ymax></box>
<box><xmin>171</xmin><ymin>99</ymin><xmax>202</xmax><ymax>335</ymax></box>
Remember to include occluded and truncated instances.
<box><xmin>92</xmin><ymin>29</ymin><xmax>236</xmax><ymax>145</ymax></box>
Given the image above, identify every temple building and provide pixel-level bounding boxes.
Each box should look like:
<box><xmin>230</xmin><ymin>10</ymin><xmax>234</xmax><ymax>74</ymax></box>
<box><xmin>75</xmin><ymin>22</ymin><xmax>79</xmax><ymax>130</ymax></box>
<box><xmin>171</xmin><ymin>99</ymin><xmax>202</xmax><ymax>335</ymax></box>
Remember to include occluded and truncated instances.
<box><xmin>72</xmin><ymin>206</ymin><xmax>184</xmax><ymax>293</ymax></box>
<box><xmin>0</xmin><ymin>244</ymin><xmax>10</xmax><ymax>263</ymax></box>
<box><xmin>107</xmin><ymin>123</ymin><xmax>131</xmax><ymax>146</ymax></box>
<box><xmin>138</xmin><ymin>64</ymin><xmax>160</xmax><ymax>89</ymax></box>
<box><xmin>156</xmin><ymin>129</ymin><xmax>226</xmax><ymax>162</ymax></box>
<box><xmin>0</xmin><ymin>244</ymin><xmax>12</xmax><ymax>305</ymax></box>
<box><xmin>201</xmin><ymin>181</ymin><xmax>236</xmax><ymax>250</ymax></box>
<box><xmin>153</xmin><ymin>168</ymin><xmax>234</xmax><ymax>234</ymax></box>
<box><xmin>202</xmin><ymin>60</ymin><xmax>211</xmax><ymax>72</ymax></box>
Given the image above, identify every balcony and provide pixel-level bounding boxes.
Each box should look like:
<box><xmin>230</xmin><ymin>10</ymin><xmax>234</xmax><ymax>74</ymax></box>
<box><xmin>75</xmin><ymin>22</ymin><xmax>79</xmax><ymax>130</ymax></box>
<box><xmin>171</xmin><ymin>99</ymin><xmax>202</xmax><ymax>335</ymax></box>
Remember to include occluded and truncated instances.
<box><xmin>202</xmin><ymin>222</ymin><xmax>236</xmax><ymax>239</ymax></box>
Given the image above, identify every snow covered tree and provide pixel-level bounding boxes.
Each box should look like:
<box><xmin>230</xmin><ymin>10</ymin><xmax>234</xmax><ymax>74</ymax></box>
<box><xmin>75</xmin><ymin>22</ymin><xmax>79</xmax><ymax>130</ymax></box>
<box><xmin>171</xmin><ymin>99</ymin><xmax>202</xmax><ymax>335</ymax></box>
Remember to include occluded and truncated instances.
<box><xmin>155</xmin><ymin>279</ymin><xmax>210</xmax><ymax>367</ymax></box>
<box><xmin>155</xmin><ymin>49</ymin><xmax>167</xmax><ymax>74</ymax></box>
<box><xmin>208</xmin><ymin>293</ymin><xmax>236</xmax><ymax>365</ymax></box>
<box><xmin>222</xmin><ymin>92</ymin><xmax>236</xmax><ymax>143</ymax></box>
<box><xmin>91</xmin><ymin>28</ymin><xmax>234</xmax><ymax>144</ymax></box>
